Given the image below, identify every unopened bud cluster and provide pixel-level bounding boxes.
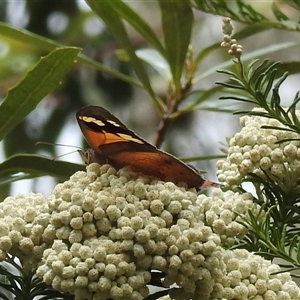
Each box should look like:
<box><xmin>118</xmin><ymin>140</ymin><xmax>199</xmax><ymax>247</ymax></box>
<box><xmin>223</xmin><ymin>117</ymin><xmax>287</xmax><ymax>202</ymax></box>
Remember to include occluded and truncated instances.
<box><xmin>0</xmin><ymin>192</ymin><xmax>50</xmax><ymax>271</ymax></box>
<box><xmin>0</xmin><ymin>163</ymin><xmax>299</xmax><ymax>299</ymax></box>
<box><xmin>221</xmin><ymin>17</ymin><xmax>243</xmax><ymax>58</ymax></box>
<box><xmin>217</xmin><ymin>108</ymin><xmax>300</xmax><ymax>191</ymax></box>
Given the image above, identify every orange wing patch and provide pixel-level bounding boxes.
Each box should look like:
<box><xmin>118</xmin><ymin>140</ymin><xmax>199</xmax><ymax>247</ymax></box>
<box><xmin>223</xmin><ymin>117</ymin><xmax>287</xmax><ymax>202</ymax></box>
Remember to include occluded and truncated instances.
<box><xmin>82</xmin><ymin>130</ymin><xmax>106</xmax><ymax>150</ymax></box>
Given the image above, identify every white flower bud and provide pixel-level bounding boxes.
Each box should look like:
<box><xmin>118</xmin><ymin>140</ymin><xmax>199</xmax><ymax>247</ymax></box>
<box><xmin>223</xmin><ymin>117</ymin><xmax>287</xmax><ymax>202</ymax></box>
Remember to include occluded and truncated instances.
<box><xmin>152</xmin><ymin>255</ymin><xmax>167</xmax><ymax>269</ymax></box>
<box><xmin>98</xmin><ymin>275</ymin><xmax>111</xmax><ymax>291</ymax></box>
<box><xmin>176</xmin><ymin>236</ymin><xmax>189</xmax><ymax>250</ymax></box>
<box><xmin>150</xmin><ymin>199</ymin><xmax>164</xmax><ymax>215</ymax></box>
<box><xmin>70</xmin><ymin>217</ymin><xmax>83</xmax><ymax>229</ymax></box>
<box><xmin>130</xmin><ymin>217</ymin><xmax>143</xmax><ymax>231</ymax></box>
<box><xmin>62</xmin><ymin>266</ymin><xmax>76</xmax><ymax>279</ymax></box>
<box><xmin>0</xmin><ymin>236</ymin><xmax>12</xmax><ymax>251</ymax></box>
<box><xmin>78</xmin><ymin>246</ymin><xmax>92</xmax><ymax>260</ymax></box>
<box><xmin>75</xmin><ymin>275</ymin><xmax>88</xmax><ymax>287</ymax></box>
<box><xmin>270</xmin><ymin>163</ymin><xmax>285</xmax><ymax>177</ymax></box>
<box><xmin>255</xmin><ymin>278</ymin><xmax>268</xmax><ymax>293</ymax></box>
<box><xmin>75</xmin><ymin>262</ymin><xmax>89</xmax><ymax>275</ymax></box>
<box><xmin>239</xmin><ymin>159</ymin><xmax>253</xmax><ymax>174</ymax></box>
<box><xmin>260</xmin><ymin>157</ymin><xmax>272</xmax><ymax>170</ymax></box>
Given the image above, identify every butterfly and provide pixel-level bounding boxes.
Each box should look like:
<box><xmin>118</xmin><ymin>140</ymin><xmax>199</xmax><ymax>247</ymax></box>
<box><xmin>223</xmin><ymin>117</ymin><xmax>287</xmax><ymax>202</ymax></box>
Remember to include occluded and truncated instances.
<box><xmin>76</xmin><ymin>105</ymin><xmax>220</xmax><ymax>191</ymax></box>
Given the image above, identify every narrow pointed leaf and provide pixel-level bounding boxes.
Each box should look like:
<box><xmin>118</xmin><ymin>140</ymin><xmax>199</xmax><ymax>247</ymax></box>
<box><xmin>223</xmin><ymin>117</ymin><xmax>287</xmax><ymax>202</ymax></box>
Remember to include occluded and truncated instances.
<box><xmin>0</xmin><ymin>22</ymin><xmax>142</xmax><ymax>88</ymax></box>
<box><xmin>194</xmin><ymin>41</ymin><xmax>300</xmax><ymax>83</ymax></box>
<box><xmin>108</xmin><ymin>1</ymin><xmax>166</xmax><ymax>56</ymax></box>
<box><xmin>0</xmin><ymin>47</ymin><xmax>80</xmax><ymax>140</ymax></box>
<box><xmin>0</xmin><ymin>154</ymin><xmax>85</xmax><ymax>182</ymax></box>
<box><xmin>86</xmin><ymin>0</ymin><xmax>164</xmax><ymax>112</ymax></box>
<box><xmin>136</xmin><ymin>49</ymin><xmax>171</xmax><ymax>80</ymax></box>
<box><xmin>158</xmin><ymin>0</ymin><xmax>193</xmax><ymax>90</ymax></box>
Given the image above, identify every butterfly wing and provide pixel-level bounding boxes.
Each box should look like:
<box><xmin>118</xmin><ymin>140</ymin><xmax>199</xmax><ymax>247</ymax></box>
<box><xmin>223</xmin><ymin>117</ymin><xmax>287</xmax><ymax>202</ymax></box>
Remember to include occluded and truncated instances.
<box><xmin>77</xmin><ymin>106</ymin><xmax>146</xmax><ymax>147</ymax></box>
<box><xmin>76</xmin><ymin>106</ymin><xmax>218</xmax><ymax>190</ymax></box>
<box><xmin>99</xmin><ymin>142</ymin><xmax>207</xmax><ymax>188</ymax></box>
<box><xmin>76</xmin><ymin>105</ymin><xmax>157</xmax><ymax>167</ymax></box>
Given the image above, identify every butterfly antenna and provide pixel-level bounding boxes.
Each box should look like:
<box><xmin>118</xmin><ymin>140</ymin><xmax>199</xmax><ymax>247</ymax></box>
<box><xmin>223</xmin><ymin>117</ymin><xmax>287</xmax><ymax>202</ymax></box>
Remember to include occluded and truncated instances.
<box><xmin>35</xmin><ymin>141</ymin><xmax>81</xmax><ymax>149</ymax></box>
<box><xmin>35</xmin><ymin>141</ymin><xmax>84</xmax><ymax>162</ymax></box>
<box><xmin>53</xmin><ymin>150</ymin><xmax>82</xmax><ymax>161</ymax></box>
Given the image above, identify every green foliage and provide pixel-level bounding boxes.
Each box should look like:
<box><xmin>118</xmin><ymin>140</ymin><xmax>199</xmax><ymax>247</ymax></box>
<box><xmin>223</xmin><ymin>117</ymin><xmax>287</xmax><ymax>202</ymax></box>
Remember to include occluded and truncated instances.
<box><xmin>191</xmin><ymin>0</ymin><xmax>300</xmax><ymax>31</ymax></box>
<box><xmin>0</xmin><ymin>255</ymin><xmax>73</xmax><ymax>300</ymax></box>
<box><xmin>0</xmin><ymin>0</ymin><xmax>237</xmax><ymax>190</ymax></box>
<box><xmin>191</xmin><ymin>0</ymin><xmax>266</xmax><ymax>23</ymax></box>
<box><xmin>217</xmin><ymin>55</ymin><xmax>300</xmax><ymax>276</ymax></box>
<box><xmin>218</xmin><ymin>58</ymin><xmax>300</xmax><ymax>139</ymax></box>
<box><xmin>0</xmin><ymin>21</ymin><xmax>143</xmax><ymax>88</ymax></box>
<box><xmin>158</xmin><ymin>0</ymin><xmax>193</xmax><ymax>93</ymax></box>
<box><xmin>1</xmin><ymin>0</ymin><xmax>300</xmax><ymax>298</ymax></box>
<box><xmin>0</xmin><ymin>154</ymin><xmax>85</xmax><ymax>185</ymax></box>
<box><xmin>0</xmin><ymin>48</ymin><xmax>80</xmax><ymax>140</ymax></box>
<box><xmin>239</xmin><ymin>173</ymin><xmax>300</xmax><ymax>273</ymax></box>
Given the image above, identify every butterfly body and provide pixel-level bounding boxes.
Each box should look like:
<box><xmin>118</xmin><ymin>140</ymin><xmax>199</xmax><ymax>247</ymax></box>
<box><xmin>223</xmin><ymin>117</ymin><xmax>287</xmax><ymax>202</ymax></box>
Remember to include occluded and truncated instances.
<box><xmin>76</xmin><ymin>106</ymin><xmax>219</xmax><ymax>191</ymax></box>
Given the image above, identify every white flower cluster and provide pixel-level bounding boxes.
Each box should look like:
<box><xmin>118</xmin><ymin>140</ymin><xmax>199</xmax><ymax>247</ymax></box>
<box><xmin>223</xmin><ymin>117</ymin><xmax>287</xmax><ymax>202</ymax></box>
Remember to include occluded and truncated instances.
<box><xmin>217</xmin><ymin>108</ymin><xmax>300</xmax><ymax>190</ymax></box>
<box><xmin>212</xmin><ymin>249</ymin><xmax>300</xmax><ymax>300</ymax></box>
<box><xmin>37</xmin><ymin>163</ymin><xmax>225</xmax><ymax>300</ymax></box>
<box><xmin>1</xmin><ymin>162</ymin><xmax>300</xmax><ymax>299</ymax></box>
<box><xmin>0</xmin><ymin>192</ymin><xmax>50</xmax><ymax>271</ymax></box>
<box><xmin>196</xmin><ymin>189</ymin><xmax>260</xmax><ymax>246</ymax></box>
<box><xmin>166</xmin><ymin>248</ymin><xmax>300</xmax><ymax>299</ymax></box>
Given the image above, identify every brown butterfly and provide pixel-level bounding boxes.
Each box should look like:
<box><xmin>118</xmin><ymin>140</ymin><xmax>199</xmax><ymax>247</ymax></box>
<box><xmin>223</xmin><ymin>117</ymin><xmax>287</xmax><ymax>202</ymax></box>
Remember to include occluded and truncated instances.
<box><xmin>76</xmin><ymin>105</ymin><xmax>220</xmax><ymax>191</ymax></box>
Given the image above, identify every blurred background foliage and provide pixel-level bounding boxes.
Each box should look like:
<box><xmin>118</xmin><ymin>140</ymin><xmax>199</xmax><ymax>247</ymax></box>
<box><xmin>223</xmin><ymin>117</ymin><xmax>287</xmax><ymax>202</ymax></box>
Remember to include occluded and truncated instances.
<box><xmin>0</xmin><ymin>0</ymin><xmax>300</xmax><ymax>199</ymax></box>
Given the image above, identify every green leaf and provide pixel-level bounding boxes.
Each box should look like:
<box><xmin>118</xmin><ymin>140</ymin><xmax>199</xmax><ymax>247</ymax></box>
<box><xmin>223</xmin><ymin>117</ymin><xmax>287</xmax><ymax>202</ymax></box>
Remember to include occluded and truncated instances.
<box><xmin>236</xmin><ymin>0</ymin><xmax>267</xmax><ymax>22</ymax></box>
<box><xmin>191</xmin><ymin>0</ymin><xmax>239</xmax><ymax>19</ymax></box>
<box><xmin>0</xmin><ymin>47</ymin><xmax>80</xmax><ymax>141</ymax></box>
<box><xmin>193</xmin><ymin>21</ymin><xmax>300</xmax><ymax>84</ymax></box>
<box><xmin>272</xmin><ymin>2</ymin><xmax>289</xmax><ymax>21</ymax></box>
<box><xmin>192</xmin><ymin>0</ymin><xmax>300</xmax><ymax>30</ymax></box>
<box><xmin>262</xmin><ymin>70</ymin><xmax>277</xmax><ymax>99</ymax></box>
<box><xmin>136</xmin><ymin>49</ymin><xmax>171</xmax><ymax>80</ymax></box>
<box><xmin>194</xmin><ymin>41</ymin><xmax>300</xmax><ymax>84</ymax></box>
<box><xmin>158</xmin><ymin>0</ymin><xmax>193</xmax><ymax>91</ymax></box>
<box><xmin>220</xmin><ymin>96</ymin><xmax>257</xmax><ymax>105</ymax></box>
<box><xmin>107</xmin><ymin>1</ymin><xmax>166</xmax><ymax>56</ymax></box>
<box><xmin>85</xmin><ymin>0</ymin><xmax>165</xmax><ymax>113</ymax></box>
<box><xmin>0</xmin><ymin>21</ymin><xmax>143</xmax><ymax>89</ymax></box>
<box><xmin>247</xmin><ymin>59</ymin><xmax>269</xmax><ymax>84</ymax></box>
<box><xmin>0</xmin><ymin>154</ymin><xmax>85</xmax><ymax>185</ymax></box>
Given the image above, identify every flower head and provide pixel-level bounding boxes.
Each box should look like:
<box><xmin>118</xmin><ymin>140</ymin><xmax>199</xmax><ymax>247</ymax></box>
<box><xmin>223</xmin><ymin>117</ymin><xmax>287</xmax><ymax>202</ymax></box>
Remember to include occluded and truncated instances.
<box><xmin>196</xmin><ymin>189</ymin><xmax>260</xmax><ymax>246</ymax></box>
<box><xmin>1</xmin><ymin>162</ymin><xmax>299</xmax><ymax>299</ymax></box>
<box><xmin>211</xmin><ymin>249</ymin><xmax>300</xmax><ymax>300</ymax></box>
<box><xmin>217</xmin><ymin>108</ymin><xmax>300</xmax><ymax>191</ymax></box>
<box><xmin>37</xmin><ymin>163</ymin><xmax>225</xmax><ymax>299</ymax></box>
<box><xmin>0</xmin><ymin>192</ymin><xmax>50</xmax><ymax>271</ymax></box>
